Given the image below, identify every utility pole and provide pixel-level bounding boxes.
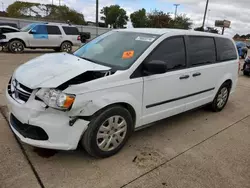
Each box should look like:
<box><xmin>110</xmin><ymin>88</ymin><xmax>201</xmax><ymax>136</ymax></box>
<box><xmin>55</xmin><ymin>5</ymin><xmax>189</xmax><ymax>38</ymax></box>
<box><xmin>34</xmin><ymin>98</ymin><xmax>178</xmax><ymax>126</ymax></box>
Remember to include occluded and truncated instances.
<box><xmin>206</xmin><ymin>9</ymin><xmax>211</xmax><ymax>27</ymax></box>
<box><xmin>1</xmin><ymin>2</ymin><xmax>4</xmax><ymax>11</ymax></box>
<box><xmin>96</xmin><ymin>0</ymin><xmax>99</xmax><ymax>37</ymax></box>
<box><xmin>59</xmin><ymin>0</ymin><xmax>61</xmax><ymax>6</ymax></box>
<box><xmin>52</xmin><ymin>0</ymin><xmax>53</xmax><ymax>5</ymax></box>
<box><xmin>202</xmin><ymin>0</ymin><xmax>209</xmax><ymax>29</ymax></box>
<box><xmin>174</xmin><ymin>4</ymin><xmax>180</xmax><ymax>19</ymax></box>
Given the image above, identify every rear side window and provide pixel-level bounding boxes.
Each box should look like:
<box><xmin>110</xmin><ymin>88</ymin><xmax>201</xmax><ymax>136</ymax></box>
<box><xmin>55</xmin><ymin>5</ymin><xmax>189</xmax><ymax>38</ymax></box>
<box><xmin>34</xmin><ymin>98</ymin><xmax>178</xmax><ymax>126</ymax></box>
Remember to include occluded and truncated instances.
<box><xmin>62</xmin><ymin>26</ymin><xmax>79</xmax><ymax>35</ymax></box>
<box><xmin>189</xmin><ymin>36</ymin><xmax>216</xmax><ymax>66</ymax></box>
<box><xmin>147</xmin><ymin>36</ymin><xmax>186</xmax><ymax>71</ymax></box>
<box><xmin>46</xmin><ymin>26</ymin><xmax>61</xmax><ymax>35</ymax></box>
<box><xmin>216</xmin><ymin>38</ymin><xmax>237</xmax><ymax>61</ymax></box>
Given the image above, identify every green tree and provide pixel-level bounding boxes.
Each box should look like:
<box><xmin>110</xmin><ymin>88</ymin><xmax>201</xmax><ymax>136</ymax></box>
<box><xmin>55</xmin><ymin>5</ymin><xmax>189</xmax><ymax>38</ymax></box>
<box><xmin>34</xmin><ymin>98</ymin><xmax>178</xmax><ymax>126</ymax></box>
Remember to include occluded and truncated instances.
<box><xmin>169</xmin><ymin>14</ymin><xmax>192</xmax><ymax>29</ymax></box>
<box><xmin>130</xmin><ymin>8</ymin><xmax>148</xmax><ymax>28</ymax></box>
<box><xmin>7</xmin><ymin>1</ymin><xmax>85</xmax><ymax>25</ymax></box>
<box><xmin>100</xmin><ymin>5</ymin><xmax>128</xmax><ymax>28</ymax></box>
<box><xmin>147</xmin><ymin>10</ymin><xmax>172</xmax><ymax>28</ymax></box>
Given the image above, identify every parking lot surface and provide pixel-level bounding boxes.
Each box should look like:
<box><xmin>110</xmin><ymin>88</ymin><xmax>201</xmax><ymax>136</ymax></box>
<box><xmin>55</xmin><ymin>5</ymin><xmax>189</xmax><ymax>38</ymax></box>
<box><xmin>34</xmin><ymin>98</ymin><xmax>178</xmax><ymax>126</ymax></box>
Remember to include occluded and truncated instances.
<box><xmin>0</xmin><ymin>50</ymin><xmax>250</xmax><ymax>188</ymax></box>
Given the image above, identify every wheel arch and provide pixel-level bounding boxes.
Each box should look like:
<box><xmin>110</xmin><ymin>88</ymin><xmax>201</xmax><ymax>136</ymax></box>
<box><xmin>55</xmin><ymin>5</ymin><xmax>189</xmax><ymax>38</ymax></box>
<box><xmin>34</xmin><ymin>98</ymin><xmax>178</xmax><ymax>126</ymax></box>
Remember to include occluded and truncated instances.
<box><xmin>84</xmin><ymin>102</ymin><xmax>137</xmax><ymax>130</ymax></box>
<box><xmin>61</xmin><ymin>40</ymin><xmax>73</xmax><ymax>46</ymax></box>
<box><xmin>9</xmin><ymin>38</ymin><xmax>27</xmax><ymax>47</ymax></box>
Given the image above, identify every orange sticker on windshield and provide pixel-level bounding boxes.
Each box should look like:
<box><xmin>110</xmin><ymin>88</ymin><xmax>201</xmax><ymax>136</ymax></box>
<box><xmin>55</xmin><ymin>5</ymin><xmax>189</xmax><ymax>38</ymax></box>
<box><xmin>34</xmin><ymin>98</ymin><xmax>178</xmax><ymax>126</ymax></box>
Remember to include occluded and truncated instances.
<box><xmin>122</xmin><ymin>50</ymin><xmax>134</xmax><ymax>59</ymax></box>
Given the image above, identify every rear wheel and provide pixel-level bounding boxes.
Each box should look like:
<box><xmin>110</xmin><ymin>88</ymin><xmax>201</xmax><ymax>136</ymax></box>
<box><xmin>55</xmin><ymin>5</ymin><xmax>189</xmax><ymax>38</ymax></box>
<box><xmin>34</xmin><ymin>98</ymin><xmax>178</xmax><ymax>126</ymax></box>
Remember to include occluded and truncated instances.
<box><xmin>210</xmin><ymin>82</ymin><xmax>230</xmax><ymax>112</ymax></box>
<box><xmin>81</xmin><ymin>105</ymin><xmax>133</xmax><ymax>158</ymax></box>
<box><xmin>9</xmin><ymin>40</ymin><xmax>24</xmax><ymax>53</ymax></box>
<box><xmin>60</xmin><ymin>42</ymin><xmax>72</xmax><ymax>52</ymax></box>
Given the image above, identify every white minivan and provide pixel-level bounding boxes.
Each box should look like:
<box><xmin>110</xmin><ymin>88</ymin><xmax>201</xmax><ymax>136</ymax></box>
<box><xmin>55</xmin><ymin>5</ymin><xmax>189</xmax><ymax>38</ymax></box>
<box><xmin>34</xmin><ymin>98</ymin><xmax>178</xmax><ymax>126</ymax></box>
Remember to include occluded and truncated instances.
<box><xmin>6</xmin><ymin>29</ymin><xmax>239</xmax><ymax>158</ymax></box>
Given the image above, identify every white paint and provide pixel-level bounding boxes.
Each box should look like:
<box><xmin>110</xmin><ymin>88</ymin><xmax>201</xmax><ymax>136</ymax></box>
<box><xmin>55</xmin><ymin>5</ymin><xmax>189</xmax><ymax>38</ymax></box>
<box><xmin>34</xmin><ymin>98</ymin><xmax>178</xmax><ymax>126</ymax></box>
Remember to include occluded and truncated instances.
<box><xmin>6</xmin><ymin>29</ymin><xmax>239</xmax><ymax>151</ymax></box>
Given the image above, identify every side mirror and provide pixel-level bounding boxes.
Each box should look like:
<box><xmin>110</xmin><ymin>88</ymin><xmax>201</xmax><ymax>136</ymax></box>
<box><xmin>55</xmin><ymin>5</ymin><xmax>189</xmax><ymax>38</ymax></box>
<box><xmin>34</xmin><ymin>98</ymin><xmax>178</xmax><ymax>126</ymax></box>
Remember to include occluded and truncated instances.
<box><xmin>29</xmin><ymin>29</ymin><xmax>37</xmax><ymax>34</ymax></box>
<box><xmin>143</xmin><ymin>60</ymin><xmax>168</xmax><ymax>75</ymax></box>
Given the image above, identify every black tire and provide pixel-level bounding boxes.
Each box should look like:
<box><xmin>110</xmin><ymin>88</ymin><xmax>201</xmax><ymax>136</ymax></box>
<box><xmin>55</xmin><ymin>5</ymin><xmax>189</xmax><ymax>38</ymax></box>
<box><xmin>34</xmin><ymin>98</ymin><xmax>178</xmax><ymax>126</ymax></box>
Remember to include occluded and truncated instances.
<box><xmin>210</xmin><ymin>82</ymin><xmax>231</xmax><ymax>112</ymax></box>
<box><xmin>243</xmin><ymin>71</ymin><xmax>248</xmax><ymax>76</ymax></box>
<box><xmin>81</xmin><ymin>105</ymin><xmax>133</xmax><ymax>158</ymax></box>
<box><xmin>9</xmin><ymin>40</ymin><xmax>24</xmax><ymax>53</ymax></box>
<box><xmin>60</xmin><ymin>41</ymin><xmax>72</xmax><ymax>52</ymax></box>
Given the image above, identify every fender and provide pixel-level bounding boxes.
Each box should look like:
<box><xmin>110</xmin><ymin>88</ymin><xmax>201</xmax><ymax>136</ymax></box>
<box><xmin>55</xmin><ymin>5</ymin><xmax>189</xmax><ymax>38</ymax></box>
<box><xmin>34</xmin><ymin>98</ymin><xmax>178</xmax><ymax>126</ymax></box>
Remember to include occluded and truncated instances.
<box><xmin>68</xmin><ymin>85</ymin><xmax>143</xmax><ymax>127</ymax></box>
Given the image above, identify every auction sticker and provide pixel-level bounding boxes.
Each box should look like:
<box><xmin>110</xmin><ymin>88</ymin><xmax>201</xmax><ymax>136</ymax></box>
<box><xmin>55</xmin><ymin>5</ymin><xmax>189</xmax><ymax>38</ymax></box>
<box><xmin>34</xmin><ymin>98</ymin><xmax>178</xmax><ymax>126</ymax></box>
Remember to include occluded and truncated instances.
<box><xmin>136</xmin><ymin>36</ymin><xmax>155</xmax><ymax>42</ymax></box>
<box><xmin>122</xmin><ymin>50</ymin><xmax>135</xmax><ymax>59</ymax></box>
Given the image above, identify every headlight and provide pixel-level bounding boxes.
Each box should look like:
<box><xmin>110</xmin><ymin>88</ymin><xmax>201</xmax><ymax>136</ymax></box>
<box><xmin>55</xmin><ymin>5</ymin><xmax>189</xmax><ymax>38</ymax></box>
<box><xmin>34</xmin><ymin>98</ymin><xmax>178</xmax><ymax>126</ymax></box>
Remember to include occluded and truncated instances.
<box><xmin>36</xmin><ymin>89</ymin><xmax>75</xmax><ymax>110</ymax></box>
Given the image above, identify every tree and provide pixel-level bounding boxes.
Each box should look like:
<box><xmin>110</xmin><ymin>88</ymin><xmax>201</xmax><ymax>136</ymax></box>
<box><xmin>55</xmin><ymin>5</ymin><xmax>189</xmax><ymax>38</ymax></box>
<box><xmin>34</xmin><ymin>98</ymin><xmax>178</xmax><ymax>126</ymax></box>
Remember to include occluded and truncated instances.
<box><xmin>233</xmin><ymin>34</ymin><xmax>240</xmax><ymax>38</ymax></box>
<box><xmin>100</xmin><ymin>5</ymin><xmax>128</xmax><ymax>28</ymax></box>
<box><xmin>7</xmin><ymin>2</ymin><xmax>85</xmax><ymax>25</ymax></box>
<box><xmin>147</xmin><ymin>10</ymin><xmax>172</xmax><ymax>28</ymax></box>
<box><xmin>130</xmin><ymin>8</ymin><xmax>148</xmax><ymax>28</ymax></box>
<box><xmin>169</xmin><ymin>14</ymin><xmax>192</xmax><ymax>29</ymax></box>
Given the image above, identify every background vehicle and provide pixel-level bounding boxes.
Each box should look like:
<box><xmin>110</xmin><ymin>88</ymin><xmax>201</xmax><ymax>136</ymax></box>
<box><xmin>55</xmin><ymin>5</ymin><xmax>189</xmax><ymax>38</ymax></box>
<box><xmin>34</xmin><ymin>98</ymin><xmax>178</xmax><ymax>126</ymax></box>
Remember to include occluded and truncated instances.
<box><xmin>0</xmin><ymin>22</ymin><xmax>18</xmax><ymax>29</ymax></box>
<box><xmin>79</xmin><ymin>32</ymin><xmax>91</xmax><ymax>43</ymax></box>
<box><xmin>242</xmin><ymin>56</ymin><xmax>250</xmax><ymax>75</ymax></box>
<box><xmin>0</xmin><ymin>23</ymin><xmax>81</xmax><ymax>53</ymax></box>
<box><xmin>6</xmin><ymin>29</ymin><xmax>238</xmax><ymax>158</ymax></box>
<box><xmin>236</xmin><ymin>41</ymin><xmax>248</xmax><ymax>59</ymax></box>
<box><xmin>0</xmin><ymin>25</ymin><xmax>19</xmax><ymax>34</ymax></box>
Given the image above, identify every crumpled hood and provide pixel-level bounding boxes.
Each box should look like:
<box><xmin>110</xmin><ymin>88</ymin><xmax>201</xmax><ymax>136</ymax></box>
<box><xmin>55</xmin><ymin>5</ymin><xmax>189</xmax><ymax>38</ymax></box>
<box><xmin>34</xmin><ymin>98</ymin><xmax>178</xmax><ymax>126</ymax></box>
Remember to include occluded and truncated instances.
<box><xmin>14</xmin><ymin>53</ymin><xmax>110</xmax><ymax>89</ymax></box>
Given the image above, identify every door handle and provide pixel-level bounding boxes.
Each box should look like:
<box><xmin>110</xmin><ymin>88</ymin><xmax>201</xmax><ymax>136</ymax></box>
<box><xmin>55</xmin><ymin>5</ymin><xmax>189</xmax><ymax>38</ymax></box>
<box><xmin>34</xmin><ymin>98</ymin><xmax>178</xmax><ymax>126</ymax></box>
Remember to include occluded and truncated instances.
<box><xmin>179</xmin><ymin>75</ymin><xmax>190</xmax><ymax>80</ymax></box>
<box><xmin>193</xmin><ymin>72</ymin><xmax>201</xmax><ymax>77</ymax></box>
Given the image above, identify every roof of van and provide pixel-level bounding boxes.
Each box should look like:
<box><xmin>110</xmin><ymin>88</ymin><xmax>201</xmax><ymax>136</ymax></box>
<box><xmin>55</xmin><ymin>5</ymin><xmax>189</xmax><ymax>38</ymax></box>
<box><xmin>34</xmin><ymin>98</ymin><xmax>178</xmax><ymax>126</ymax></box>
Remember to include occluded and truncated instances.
<box><xmin>116</xmin><ymin>28</ymin><xmax>229</xmax><ymax>38</ymax></box>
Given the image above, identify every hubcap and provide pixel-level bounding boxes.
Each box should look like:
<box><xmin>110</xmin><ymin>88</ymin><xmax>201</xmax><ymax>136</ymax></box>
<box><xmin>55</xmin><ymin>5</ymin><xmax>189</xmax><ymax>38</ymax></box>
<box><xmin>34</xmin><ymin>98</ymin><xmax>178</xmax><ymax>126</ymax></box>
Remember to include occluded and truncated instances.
<box><xmin>11</xmin><ymin>42</ymin><xmax>23</xmax><ymax>52</ymax></box>
<box><xmin>217</xmin><ymin>87</ymin><xmax>228</xmax><ymax>108</ymax></box>
<box><xmin>96</xmin><ymin>116</ymin><xmax>127</xmax><ymax>152</ymax></box>
<box><xmin>62</xmin><ymin>43</ymin><xmax>71</xmax><ymax>52</ymax></box>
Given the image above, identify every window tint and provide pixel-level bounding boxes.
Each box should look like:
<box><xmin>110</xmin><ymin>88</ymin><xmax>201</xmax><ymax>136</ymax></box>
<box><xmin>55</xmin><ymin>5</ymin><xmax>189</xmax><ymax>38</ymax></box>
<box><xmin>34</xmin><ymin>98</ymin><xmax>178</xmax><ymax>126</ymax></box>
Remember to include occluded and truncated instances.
<box><xmin>189</xmin><ymin>36</ymin><xmax>216</xmax><ymax>66</ymax></box>
<box><xmin>46</xmin><ymin>26</ymin><xmax>61</xmax><ymax>35</ymax></box>
<box><xmin>62</xmin><ymin>26</ymin><xmax>79</xmax><ymax>35</ymax></box>
<box><xmin>147</xmin><ymin>37</ymin><xmax>186</xmax><ymax>71</ymax></box>
<box><xmin>33</xmin><ymin>25</ymin><xmax>47</xmax><ymax>34</ymax></box>
<box><xmin>216</xmin><ymin>38</ymin><xmax>237</xmax><ymax>61</ymax></box>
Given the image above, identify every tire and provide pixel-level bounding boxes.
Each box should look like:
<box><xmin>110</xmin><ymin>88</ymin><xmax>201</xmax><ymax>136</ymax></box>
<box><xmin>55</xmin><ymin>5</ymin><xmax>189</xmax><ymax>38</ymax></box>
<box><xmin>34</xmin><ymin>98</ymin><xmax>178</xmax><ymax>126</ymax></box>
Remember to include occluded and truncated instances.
<box><xmin>60</xmin><ymin>41</ymin><xmax>72</xmax><ymax>52</ymax></box>
<box><xmin>210</xmin><ymin>82</ymin><xmax>231</xmax><ymax>112</ymax></box>
<box><xmin>243</xmin><ymin>71</ymin><xmax>248</xmax><ymax>76</ymax></box>
<box><xmin>9</xmin><ymin>40</ymin><xmax>24</xmax><ymax>53</ymax></box>
<box><xmin>81</xmin><ymin>105</ymin><xmax>133</xmax><ymax>158</ymax></box>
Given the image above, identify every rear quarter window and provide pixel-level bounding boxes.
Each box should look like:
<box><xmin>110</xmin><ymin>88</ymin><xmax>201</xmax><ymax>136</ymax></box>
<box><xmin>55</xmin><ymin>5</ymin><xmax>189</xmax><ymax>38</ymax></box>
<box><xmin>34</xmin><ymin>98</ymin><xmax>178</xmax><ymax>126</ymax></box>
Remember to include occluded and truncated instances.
<box><xmin>62</xmin><ymin>27</ymin><xmax>79</xmax><ymax>35</ymax></box>
<box><xmin>215</xmin><ymin>38</ymin><xmax>237</xmax><ymax>61</ymax></box>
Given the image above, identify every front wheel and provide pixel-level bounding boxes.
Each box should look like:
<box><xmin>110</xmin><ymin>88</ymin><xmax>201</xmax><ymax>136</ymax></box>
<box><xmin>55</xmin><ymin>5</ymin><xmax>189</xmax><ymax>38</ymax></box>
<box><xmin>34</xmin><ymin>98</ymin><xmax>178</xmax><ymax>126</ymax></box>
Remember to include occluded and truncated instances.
<box><xmin>81</xmin><ymin>105</ymin><xmax>133</xmax><ymax>158</ymax></box>
<box><xmin>210</xmin><ymin>83</ymin><xmax>230</xmax><ymax>112</ymax></box>
<box><xmin>9</xmin><ymin>40</ymin><xmax>24</xmax><ymax>53</ymax></box>
<box><xmin>60</xmin><ymin>42</ymin><xmax>72</xmax><ymax>52</ymax></box>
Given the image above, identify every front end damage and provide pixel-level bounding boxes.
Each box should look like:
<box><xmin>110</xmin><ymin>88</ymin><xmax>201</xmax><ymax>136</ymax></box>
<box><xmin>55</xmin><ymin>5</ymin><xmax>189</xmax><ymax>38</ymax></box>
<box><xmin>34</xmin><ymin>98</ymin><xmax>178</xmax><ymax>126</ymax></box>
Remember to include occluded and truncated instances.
<box><xmin>7</xmin><ymin>53</ymin><xmax>117</xmax><ymax>150</ymax></box>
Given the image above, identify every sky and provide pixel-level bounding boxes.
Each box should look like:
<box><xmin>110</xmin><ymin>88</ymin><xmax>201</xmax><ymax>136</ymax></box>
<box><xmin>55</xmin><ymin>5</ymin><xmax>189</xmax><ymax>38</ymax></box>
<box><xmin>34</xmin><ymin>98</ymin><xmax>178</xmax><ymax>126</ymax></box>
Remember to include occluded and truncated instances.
<box><xmin>1</xmin><ymin>0</ymin><xmax>250</xmax><ymax>37</ymax></box>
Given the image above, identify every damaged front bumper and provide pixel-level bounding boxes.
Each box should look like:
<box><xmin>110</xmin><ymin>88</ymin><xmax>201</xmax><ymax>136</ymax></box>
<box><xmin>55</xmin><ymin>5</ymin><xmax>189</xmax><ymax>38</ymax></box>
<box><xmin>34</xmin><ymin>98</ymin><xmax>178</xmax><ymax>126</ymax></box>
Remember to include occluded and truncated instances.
<box><xmin>6</xmin><ymin>89</ymin><xmax>90</xmax><ymax>150</ymax></box>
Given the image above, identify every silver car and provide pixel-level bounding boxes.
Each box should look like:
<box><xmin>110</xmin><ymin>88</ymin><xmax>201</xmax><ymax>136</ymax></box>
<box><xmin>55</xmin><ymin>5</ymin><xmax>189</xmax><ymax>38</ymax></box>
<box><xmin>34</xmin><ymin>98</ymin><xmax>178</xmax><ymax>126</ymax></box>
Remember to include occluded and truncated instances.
<box><xmin>0</xmin><ymin>23</ymin><xmax>81</xmax><ymax>53</ymax></box>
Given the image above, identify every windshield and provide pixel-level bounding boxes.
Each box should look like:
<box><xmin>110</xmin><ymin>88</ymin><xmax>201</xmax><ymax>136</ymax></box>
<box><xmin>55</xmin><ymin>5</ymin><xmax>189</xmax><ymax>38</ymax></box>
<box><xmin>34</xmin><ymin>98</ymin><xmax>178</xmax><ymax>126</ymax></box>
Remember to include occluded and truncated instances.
<box><xmin>20</xmin><ymin>23</ymin><xmax>36</xmax><ymax>32</ymax></box>
<box><xmin>74</xmin><ymin>31</ymin><xmax>159</xmax><ymax>69</ymax></box>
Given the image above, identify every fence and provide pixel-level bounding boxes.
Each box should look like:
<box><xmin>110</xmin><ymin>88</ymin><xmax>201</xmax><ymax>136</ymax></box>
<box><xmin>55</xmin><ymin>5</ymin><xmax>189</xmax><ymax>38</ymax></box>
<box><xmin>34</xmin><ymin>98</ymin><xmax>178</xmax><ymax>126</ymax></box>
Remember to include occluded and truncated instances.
<box><xmin>0</xmin><ymin>16</ymin><xmax>111</xmax><ymax>39</ymax></box>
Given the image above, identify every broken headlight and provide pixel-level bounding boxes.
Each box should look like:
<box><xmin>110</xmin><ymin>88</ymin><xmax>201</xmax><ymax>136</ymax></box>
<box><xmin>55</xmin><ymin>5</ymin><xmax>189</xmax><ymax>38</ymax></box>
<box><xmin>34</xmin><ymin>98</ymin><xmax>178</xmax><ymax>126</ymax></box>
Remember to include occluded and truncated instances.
<box><xmin>36</xmin><ymin>89</ymin><xmax>75</xmax><ymax>110</ymax></box>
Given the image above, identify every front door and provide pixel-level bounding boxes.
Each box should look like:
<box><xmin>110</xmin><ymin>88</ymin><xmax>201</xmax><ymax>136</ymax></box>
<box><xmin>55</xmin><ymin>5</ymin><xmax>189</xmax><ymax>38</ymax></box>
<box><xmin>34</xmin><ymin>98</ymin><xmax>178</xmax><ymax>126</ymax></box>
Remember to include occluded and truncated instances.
<box><xmin>28</xmin><ymin>24</ymin><xmax>49</xmax><ymax>47</ymax></box>
<box><xmin>142</xmin><ymin>36</ymin><xmax>190</xmax><ymax>125</ymax></box>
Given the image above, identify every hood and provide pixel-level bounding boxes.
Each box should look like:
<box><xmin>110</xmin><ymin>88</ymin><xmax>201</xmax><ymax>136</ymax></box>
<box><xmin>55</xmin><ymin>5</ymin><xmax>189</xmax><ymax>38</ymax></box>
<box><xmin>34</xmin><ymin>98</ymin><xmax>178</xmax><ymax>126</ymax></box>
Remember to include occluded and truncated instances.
<box><xmin>14</xmin><ymin>53</ymin><xmax>110</xmax><ymax>89</ymax></box>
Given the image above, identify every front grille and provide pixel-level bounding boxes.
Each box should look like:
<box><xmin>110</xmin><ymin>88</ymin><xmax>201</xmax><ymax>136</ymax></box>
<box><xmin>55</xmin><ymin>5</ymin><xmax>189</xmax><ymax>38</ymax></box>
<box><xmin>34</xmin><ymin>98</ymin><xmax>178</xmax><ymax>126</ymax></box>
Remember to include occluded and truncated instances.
<box><xmin>8</xmin><ymin>78</ymin><xmax>33</xmax><ymax>103</ymax></box>
<box><xmin>10</xmin><ymin>114</ymin><xmax>49</xmax><ymax>141</ymax></box>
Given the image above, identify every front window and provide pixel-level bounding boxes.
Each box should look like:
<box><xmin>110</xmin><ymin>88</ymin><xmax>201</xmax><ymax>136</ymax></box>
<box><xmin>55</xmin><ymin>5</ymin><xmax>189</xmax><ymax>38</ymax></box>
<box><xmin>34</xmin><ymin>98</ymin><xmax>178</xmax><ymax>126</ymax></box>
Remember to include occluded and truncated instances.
<box><xmin>74</xmin><ymin>31</ymin><xmax>159</xmax><ymax>69</ymax></box>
